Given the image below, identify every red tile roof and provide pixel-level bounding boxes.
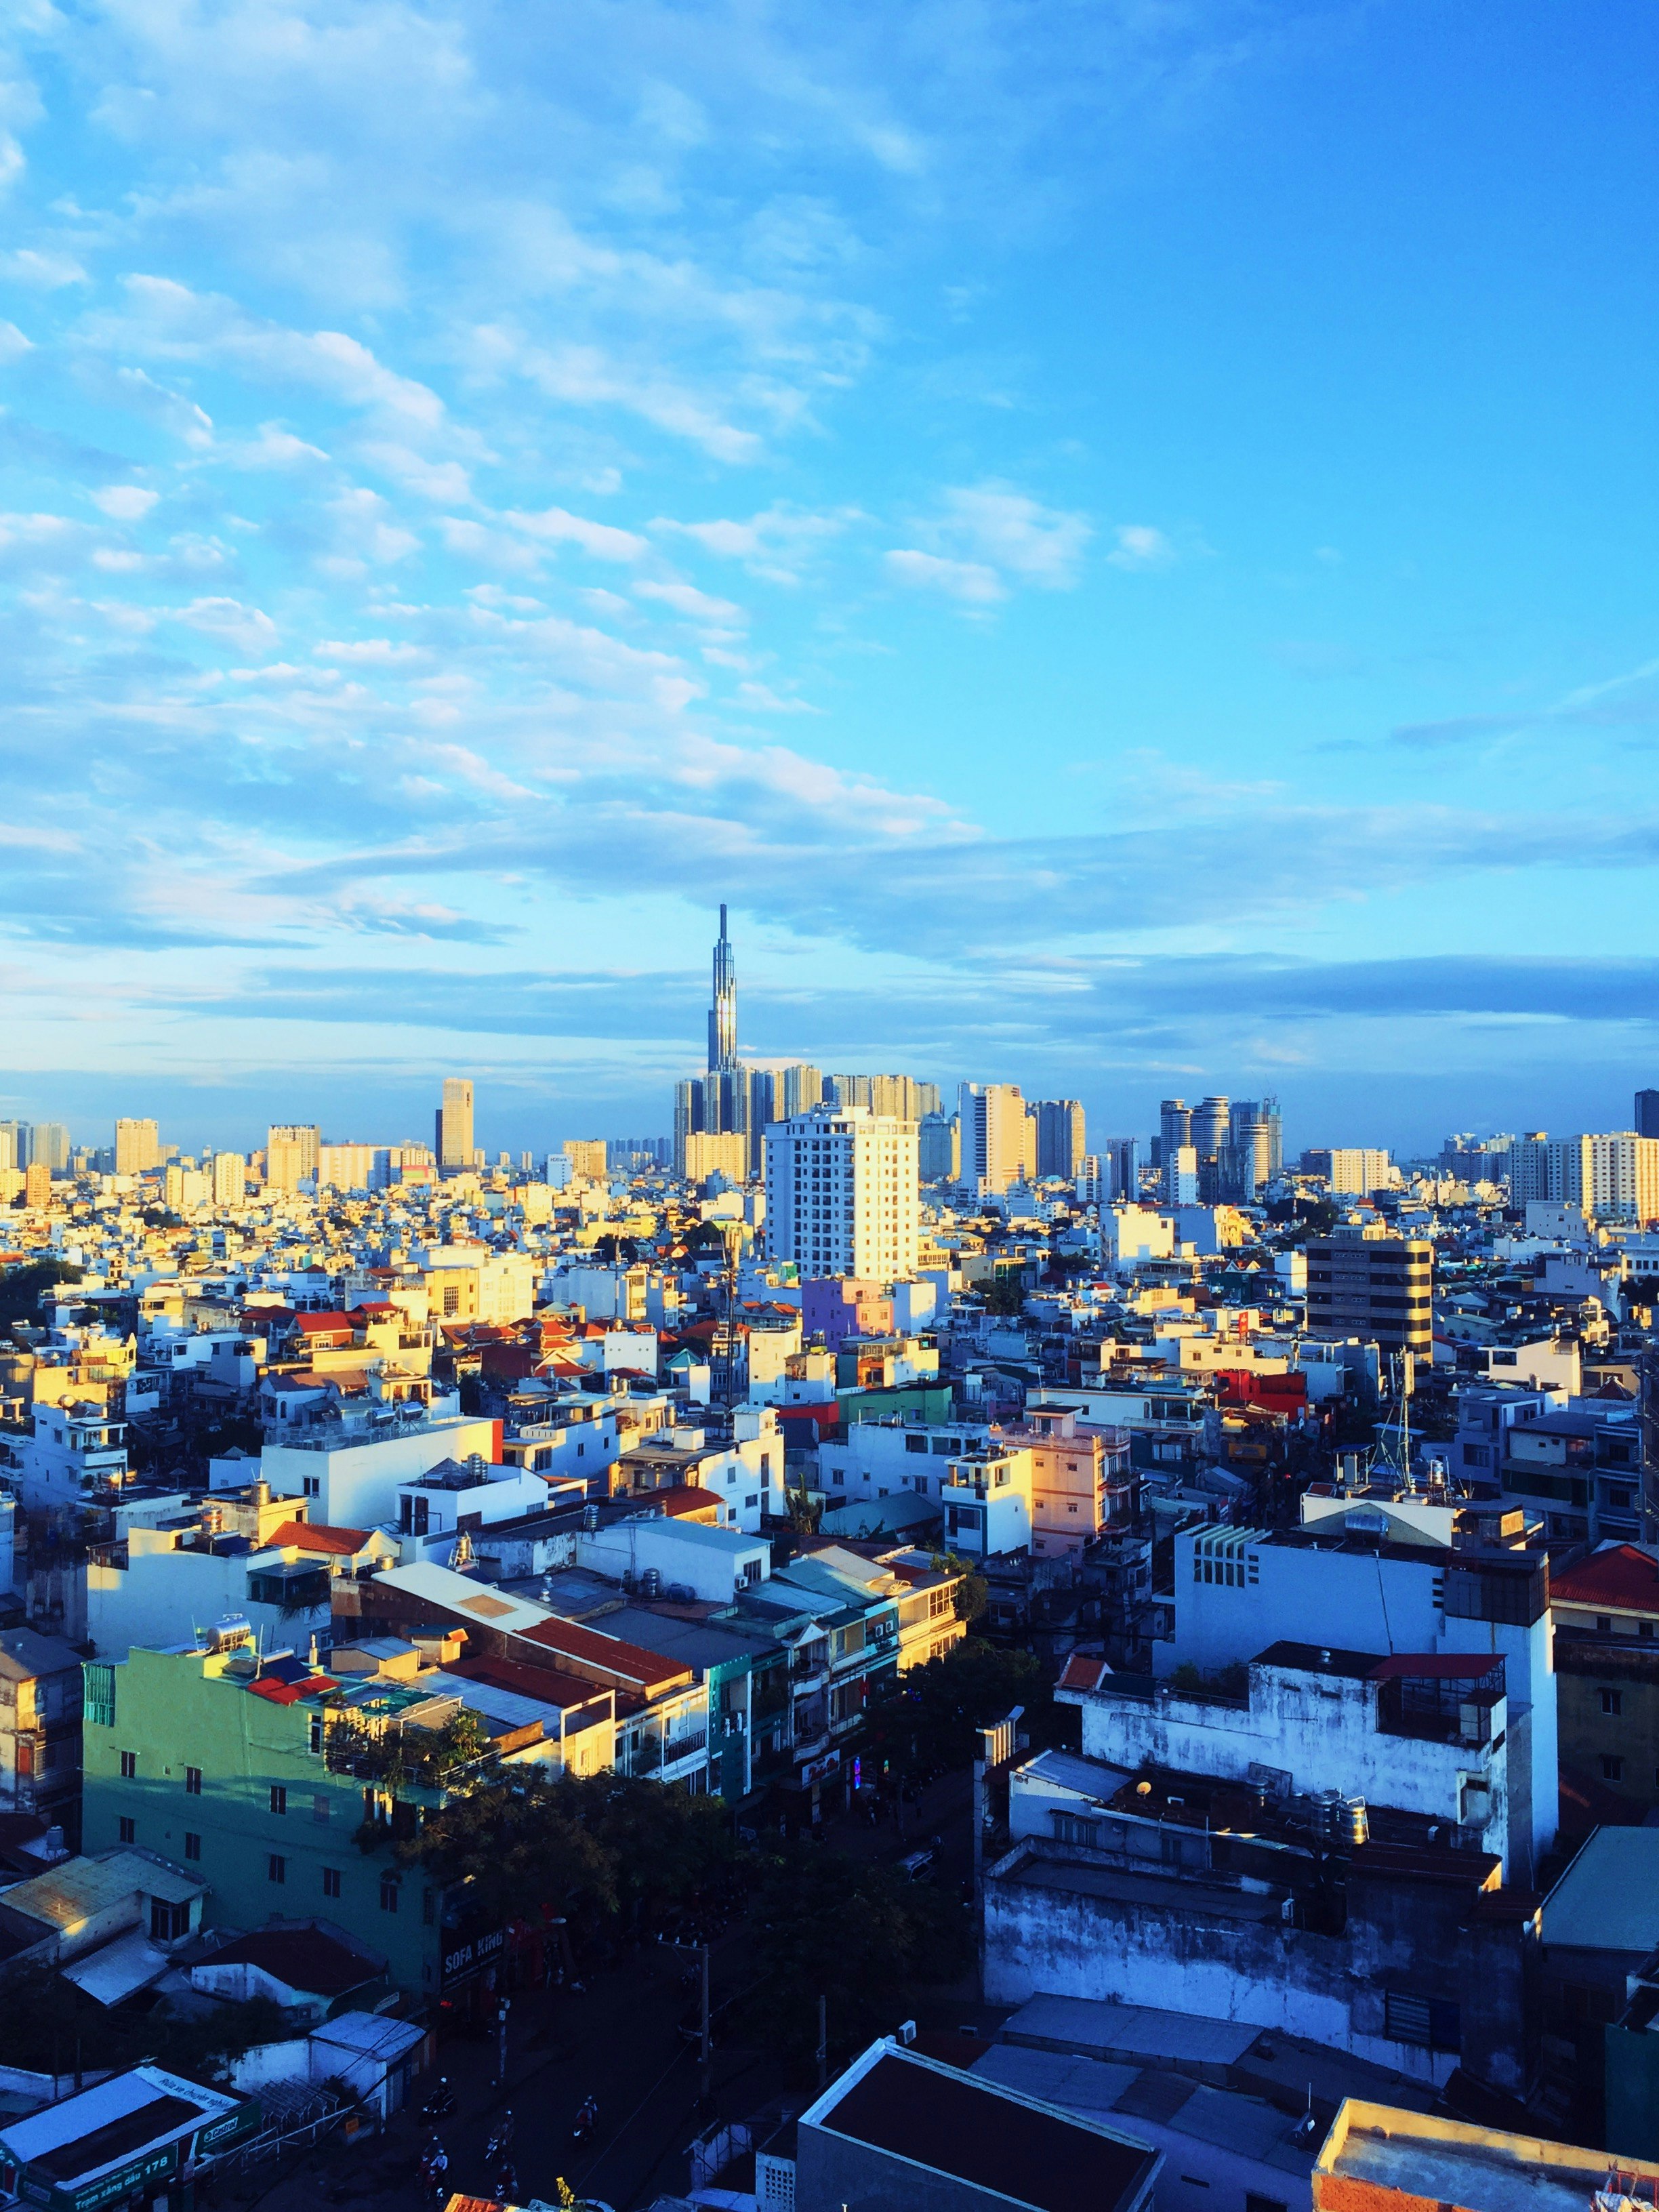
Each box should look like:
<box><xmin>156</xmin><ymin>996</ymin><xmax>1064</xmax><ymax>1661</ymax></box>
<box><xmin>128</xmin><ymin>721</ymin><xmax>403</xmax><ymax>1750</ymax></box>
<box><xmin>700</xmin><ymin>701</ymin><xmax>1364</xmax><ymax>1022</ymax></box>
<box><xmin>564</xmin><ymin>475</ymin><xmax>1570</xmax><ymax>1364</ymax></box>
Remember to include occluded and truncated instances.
<box><xmin>203</xmin><ymin>1925</ymin><xmax>382</xmax><ymax>1994</ymax></box>
<box><xmin>247</xmin><ymin>1673</ymin><xmax>337</xmax><ymax>1706</ymax></box>
<box><xmin>651</xmin><ymin>1486</ymin><xmax>722</xmax><ymax>1519</ymax></box>
<box><xmin>264</xmin><ymin>1520</ymin><xmax>373</xmax><ymax>1556</ymax></box>
<box><xmin>448</xmin><ymin>1654</ymin><xmax>611</xmax><ymax>1710</ymax></box>
<box><xmin>517</xmin><ymin>1617</ymin><xmax>692</xmax><ymax>1696</ymax></box>
<box><xmin>1552</xmin><ymin>1544</ymin><xmax>1659</xmax><ymax>1613</ymax></box>
<box><xmin>1057</xmin><ymin>1655</ymin><xmax>1112</xmax><ymax>1693</ymax></box>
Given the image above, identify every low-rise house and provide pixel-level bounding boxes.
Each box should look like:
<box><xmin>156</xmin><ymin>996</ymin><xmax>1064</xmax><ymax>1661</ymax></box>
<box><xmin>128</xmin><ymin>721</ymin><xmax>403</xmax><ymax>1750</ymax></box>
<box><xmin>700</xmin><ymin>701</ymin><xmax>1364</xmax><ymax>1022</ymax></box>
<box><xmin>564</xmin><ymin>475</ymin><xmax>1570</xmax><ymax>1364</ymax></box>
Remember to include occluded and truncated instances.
<box><xmin>253</xmin><ymin>1409</ymin><xmax>499</xmax><ymax>1524</ymax></box>
<box><xmin>0</xmin><ymin>2064</ymin><xmax>258</xmax><ymax>2212</ymax></box>
<box><xmin>1052</xmin><ymin>1639</ymin><xmax>1512</xmax><ymax>1872</ymax></box>
<box><xmin>0</xmin><ymin>1627</ymin><xmax>85</xmax><ymax>1845</ymax></box>
<box><xmin>394</xmin><ymin>1456</ymin><xmax>549</xmax><ymax>1556</ymax></box>
<box><xmin>189</xmin><ymin>1922</ymin><xmax>390</xmax><ymax>2022</ymax></box>
<box><xmin>983</xmin><ymin>1789</ymin><xmax>1535</xmax><ymax>2098</ymax></box>
<box><xmin>1536</xmin><ymin>1827</ymin><xmax>1659</xmax><ymax>2144</ymax></box>
<box><xmin>86</xmin><ymin>1510</ymin><xmax>394</xmax><ymax>1666</ymax></box>
<box><xmin>1313</xmin><ymin>2097</ymin><xmax>1659</xmax><ymax>2212</ymax></box>
<box><xmin>994</xmin><ymin>1403</ymin><xmax>1135</xmax><ymax>1554</ymax></box>
<box><xmin>790</xmin><ymin>2035</ymin><xmax>1160</xmax><ymax>2212</ymax></box>
<box><xmin>0</xmin><ymin>1847</ymin><xmax>208</xmax><ymax>1974</ymax></box>
<box><xmin>81</xmin><ymin>1618</ymin><xmax>566</xmax><ymax>2003</ymax></box>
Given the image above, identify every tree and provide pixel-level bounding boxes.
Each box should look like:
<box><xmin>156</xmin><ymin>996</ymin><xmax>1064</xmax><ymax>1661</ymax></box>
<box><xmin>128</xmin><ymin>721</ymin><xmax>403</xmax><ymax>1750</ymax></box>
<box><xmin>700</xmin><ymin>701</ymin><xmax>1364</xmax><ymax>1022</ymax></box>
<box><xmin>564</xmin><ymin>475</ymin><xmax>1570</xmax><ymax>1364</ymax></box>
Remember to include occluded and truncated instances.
<box><xmin>552</xmin><ymin>1772</ymin><xmax>737</xmax><ymax>1927</ymax></box>
<box><xmin>983</xmin><ymin>1276</ymin><xmax>1025</xmax><ymax>1317</ymax></box>
<box><xmin>749</xmin><ymin>1846</ymin><xmax>972</xmax><ymax>2066</ymax></box>
<box><xmin>935</xmin><ymin>1551</ymin><xmax>987</xmax><ymax>1624</ymax></box>
<box><xmin>0</xmin><ymin>1962</ymin><xmax>289</xmax><ymax>2083</ymax></box>
<box><xmin>392</xmin><ymin>1774</ymin><xmax>617</xmax><ymax>1931</ymax></box>
<box><xmin>0</xmin><ymin>1260</ymin><xmax>83</xmax><ymax>1334</ymax></box>
<box><xmin>863</xmin><ymin>1638</ymin><xmax>1062</xmax><ymax>1786</ymax></box>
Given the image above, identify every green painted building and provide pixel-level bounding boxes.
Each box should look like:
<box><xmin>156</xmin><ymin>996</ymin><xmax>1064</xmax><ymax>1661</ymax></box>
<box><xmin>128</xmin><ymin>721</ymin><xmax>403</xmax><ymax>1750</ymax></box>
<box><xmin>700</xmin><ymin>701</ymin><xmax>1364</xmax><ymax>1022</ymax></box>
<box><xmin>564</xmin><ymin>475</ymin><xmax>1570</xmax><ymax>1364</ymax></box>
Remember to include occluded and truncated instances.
<box><xmin>81</xmin><ymin>1641</ymin><xmax>481</xmax><ymax>2001</ymax></box>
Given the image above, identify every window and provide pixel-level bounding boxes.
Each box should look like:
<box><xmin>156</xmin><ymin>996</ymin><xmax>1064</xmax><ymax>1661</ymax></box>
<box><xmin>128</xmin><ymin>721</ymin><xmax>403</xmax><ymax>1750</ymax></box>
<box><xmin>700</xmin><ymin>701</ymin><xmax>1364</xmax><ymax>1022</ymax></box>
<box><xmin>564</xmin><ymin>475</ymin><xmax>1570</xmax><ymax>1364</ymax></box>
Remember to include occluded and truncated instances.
<box><xmin>119</xmin><ymin>1750</ymin><xmax>136</xmax><ymax>1778</ymax></box>
<box><xmin>380</xmin><ymin>1877</ymin><xmax>400</xmax><ymax>1913</ymax></box>
<box><xmin>270</xmin><ymin>1785</ymin><xmax>287</xmax><ymax>1815</ymax></box>
<box><xmin>268</xmin><ymin>1854</ymin><xmax>287</xmax><ymax>1884</ymax></box>
<box><xmin>184</xmin><ymin>1765</ymin><xmax>201</xmax><ymax>1794</ymax></box>
<box><xmin>322</xmin><ymin>1867</ymin><xmax>342</xmax><ymax>1899</ymax></box>
<box><xmin>303</xmin><ymin>1477</ymin><xmax>321</xmax><ymax>1498</ymax></box>
<box><xmin>150</xmin><ymin>1898</ymin><xmax>190</xmax><ymax>1942</ymax></box>
<box><xmin>118</xmin><ymin>1816</ymin><xmax>136</xmax><ymax>1844</ymax></box>
<box><xmin>1603</xmin><ymin>1755</ymin><xmax>1625</xmax><ymax>1782</ymax></box>
<box><xmin>1385</xmin><ymin>1990</ymin><xmax>1460</xmax><ymax>2052</ymax></box>
<box><xmin>310</xmin><ymin>1714</ymin><xmax>325</xmax><ymax>1754</ymax></box>
<box><xmin>1051</xmin><ymin>1811</ymin><xmax>1101</xmax><ymax>1846</ymax></box>
<box><xmin>1246</xmin><ymin>2197</ymin><xmax>1290</xmax><ymax>2212</ymax></box>
<box><xmin>1598</xmin><ymin>1615</ymin><xmax>1614</xmax><ymax>1633</ymax></box>
<box><xmin>184</xmin><ymin>1832</ymin><xmax>201</xmax><ymax>1862</ymax></box>
<box><xmin>312</xmin><ymin>1795</ymin><xmax>330</xmax><ymax>1823</ymax></box>
<box><xmin>1601</xmin><ymin>1688</ymin><xmax>1624</xmax><ymax>1717</ymax></box>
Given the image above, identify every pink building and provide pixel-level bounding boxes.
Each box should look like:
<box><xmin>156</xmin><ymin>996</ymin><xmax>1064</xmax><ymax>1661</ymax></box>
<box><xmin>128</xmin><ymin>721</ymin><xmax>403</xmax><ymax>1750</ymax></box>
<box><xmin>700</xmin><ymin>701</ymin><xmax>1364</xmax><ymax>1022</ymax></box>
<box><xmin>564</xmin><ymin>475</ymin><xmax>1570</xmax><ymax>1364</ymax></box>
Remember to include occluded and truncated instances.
<box><xmin>801</xmin><ymin>1278</ymin><xmax>893</xmax><ymax>1349</ymax></box>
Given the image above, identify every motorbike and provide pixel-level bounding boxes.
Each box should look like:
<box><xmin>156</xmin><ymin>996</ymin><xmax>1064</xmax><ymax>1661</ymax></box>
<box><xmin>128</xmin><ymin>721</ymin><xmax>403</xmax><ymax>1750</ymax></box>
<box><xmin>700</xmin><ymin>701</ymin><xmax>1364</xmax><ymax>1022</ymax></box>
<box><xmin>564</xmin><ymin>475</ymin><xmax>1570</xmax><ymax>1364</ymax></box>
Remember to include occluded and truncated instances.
<box><xmin>419</xmin><ymin>2079</ymin><xmax>457</xmax><ymax>2123</ymax></box>
<box><xmin>571</xmin><ymin>2096</ymin><xmax>599</xmax><ymax>2146</ymax></box>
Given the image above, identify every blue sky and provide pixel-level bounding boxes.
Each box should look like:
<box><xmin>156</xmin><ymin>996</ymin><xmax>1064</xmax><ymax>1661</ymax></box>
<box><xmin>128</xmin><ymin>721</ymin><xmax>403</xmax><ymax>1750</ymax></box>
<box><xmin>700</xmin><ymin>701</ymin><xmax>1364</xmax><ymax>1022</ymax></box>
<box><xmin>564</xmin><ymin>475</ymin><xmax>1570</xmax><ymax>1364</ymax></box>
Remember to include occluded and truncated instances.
<box><xmin>2</xmin><ymin>0</ymin><xmax>1658</xmax><ymax>1158</ymax></box>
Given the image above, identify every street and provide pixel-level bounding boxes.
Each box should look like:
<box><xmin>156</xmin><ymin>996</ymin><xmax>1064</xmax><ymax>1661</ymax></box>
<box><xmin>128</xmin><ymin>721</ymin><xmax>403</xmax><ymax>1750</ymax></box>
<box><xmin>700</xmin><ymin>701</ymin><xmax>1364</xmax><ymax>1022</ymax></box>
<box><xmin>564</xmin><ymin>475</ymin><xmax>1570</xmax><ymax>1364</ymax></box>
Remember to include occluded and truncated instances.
<box><xmin>230</xmin><ymin>1769</ymin><xmax>978</xmax><ymax>2212</ymax></box>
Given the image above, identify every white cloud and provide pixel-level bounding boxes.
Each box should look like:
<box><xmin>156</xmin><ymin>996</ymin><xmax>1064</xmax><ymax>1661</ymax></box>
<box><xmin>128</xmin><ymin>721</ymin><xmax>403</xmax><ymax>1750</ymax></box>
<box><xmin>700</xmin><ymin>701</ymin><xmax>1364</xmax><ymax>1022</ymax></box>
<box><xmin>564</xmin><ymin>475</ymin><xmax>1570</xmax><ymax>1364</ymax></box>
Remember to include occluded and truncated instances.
<box><xmin>651</xmin><ymin>503</ymin><xmax>855</xmax><ymax>581</ymax></box>
<box><xmin>635</xmin><ymin>578</ymin><xmax>745</xmax><ymax>625</ymax></box>
<box><xmin>0</xmin><ymin>321</ymin><xmax>32</xmax><ymax>361</ymax></box>
<box><xmin>884</xmin><ymin>548</ymin><xmax>1005</xmax><ymax>604</ymax></box>
<box><xmin>503</xmin><ymin>504</ymin><xmax>647</xmax><ymax>561</ymax></box>
<box><xmin>940</xmin><ymin>482</ymin><xmax>1091</xmax><ymax>587</ymax></box>
<box><xmin>173</xmin><ymin>596</ymin><xmax>279</xmax><ymax>650</ymax></box>
<box><xmin>325</xmin><ymin>487</ymin><xmax>419</xmax><ymax>566</ymax></box>
<box><xmin>357</xmin><ymin>442</ymin><xmax>473</xmax><ymax>503</ymax></box>
<box><xmin>315</xmin><ymin>638</ymin><xmax>428</xmax><ymax>665</ymax></box>
<box><xmin>216</xmin><ymin>424</ymin><xmax>330</xmax><ymax>469</ymax></box>
<box><xmin>111</xmin><ymin>277</ymin><xmax>452</xmax><ymax>432</ymax></box>
<box><xmin>0</xmin><ymin>247</ymin><xmax>85</xmax><ymax>287</ymax></box>
<box><xmin>91</xmin><ymin>486</ymin><xmax>160</xmax><ymax>522</ymax></box>
<box><xmin>732</xmin><ymin>680</ymin><xmax>819</xmax><ymax>714</ymax></box>
<box><xmin>1106</xmin><ymin>523</ymin><xmax>1176</xmax><ymax>571</ymax></box>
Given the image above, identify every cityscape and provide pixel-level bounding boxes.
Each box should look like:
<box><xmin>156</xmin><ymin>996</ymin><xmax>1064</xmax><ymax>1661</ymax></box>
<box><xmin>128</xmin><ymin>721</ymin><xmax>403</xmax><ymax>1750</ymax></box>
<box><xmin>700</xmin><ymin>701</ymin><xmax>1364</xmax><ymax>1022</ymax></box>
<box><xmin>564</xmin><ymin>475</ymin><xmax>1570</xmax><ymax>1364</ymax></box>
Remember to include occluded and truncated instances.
<box><xmin>2</xmin><ymin>7</ymin><xmax>1658</xmax><ymax>2212</ymax></box>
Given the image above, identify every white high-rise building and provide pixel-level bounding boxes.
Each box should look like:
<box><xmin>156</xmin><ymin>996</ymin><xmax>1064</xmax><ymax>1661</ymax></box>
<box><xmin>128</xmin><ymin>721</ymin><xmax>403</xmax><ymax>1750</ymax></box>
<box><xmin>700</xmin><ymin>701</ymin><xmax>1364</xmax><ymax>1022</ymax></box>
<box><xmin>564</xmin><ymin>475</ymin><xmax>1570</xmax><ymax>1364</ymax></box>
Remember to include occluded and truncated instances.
<box><xmin>957</xmin><ymin>1083</ymin><xmax>1031</xmax><ymax>1196</ymax></box>
<box><xmin>1506</xmin><ymin>1131</ymin><xmax>1659</xmax><ymax>1225</ymax></box>
<box><xmin>764</xmin><ymin>1105</ymin><xmax>919</xmax><ymax>1281</ymax></box>
<box><xmin>114</xmin><ymin>1118</ymin><xmax>159</xmax><ymax>1176</ymax></box>
<box><xmin>211</xmin><ymin>1152</ymin><xmax>247</xmax><ymax>1206</ymax></box>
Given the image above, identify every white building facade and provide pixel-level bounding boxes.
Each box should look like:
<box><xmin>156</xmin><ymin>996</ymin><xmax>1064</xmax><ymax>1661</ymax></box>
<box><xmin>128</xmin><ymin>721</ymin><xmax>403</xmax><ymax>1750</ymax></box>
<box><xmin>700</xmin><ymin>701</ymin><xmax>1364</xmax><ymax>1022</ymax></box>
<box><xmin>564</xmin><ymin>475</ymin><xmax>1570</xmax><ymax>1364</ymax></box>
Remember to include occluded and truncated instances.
<box><xmin>763</xmin><ymin>1105</ymin><xmax>919</xmax><ymax>1280</ymax></box>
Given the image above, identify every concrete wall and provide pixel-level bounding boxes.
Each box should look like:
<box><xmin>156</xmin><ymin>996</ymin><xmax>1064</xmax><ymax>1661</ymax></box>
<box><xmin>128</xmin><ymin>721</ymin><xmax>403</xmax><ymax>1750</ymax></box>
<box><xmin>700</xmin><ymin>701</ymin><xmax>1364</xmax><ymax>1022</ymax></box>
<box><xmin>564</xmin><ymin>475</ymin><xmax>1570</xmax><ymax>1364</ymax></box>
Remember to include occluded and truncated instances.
<box><xmin>86</xmin><ymin>1532</ymin><xmax>331</xmax><ymax>1662</ymax></box>
<box><xmin>260</xmin><ymin>1416</ymin><xmax>498</xmax><ymax>1528</ymax></box>
<box><xmin>983</xmin><ymin>1842</ymin><xmax>1530</xmax><ymax>2097</ymax></box>
<box><xmin>1074</xmin><ymin>1673</ymin><xmax>1509</xmax><ymax>1871</ymax></box>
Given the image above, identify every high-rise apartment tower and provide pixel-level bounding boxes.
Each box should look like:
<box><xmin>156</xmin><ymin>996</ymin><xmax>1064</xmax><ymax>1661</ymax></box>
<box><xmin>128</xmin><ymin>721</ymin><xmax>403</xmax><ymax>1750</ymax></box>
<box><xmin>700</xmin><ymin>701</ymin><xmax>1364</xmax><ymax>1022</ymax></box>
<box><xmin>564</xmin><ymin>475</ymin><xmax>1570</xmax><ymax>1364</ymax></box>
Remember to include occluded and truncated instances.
<box><xmin>436</xmin><ymin>1080</ymin><xmax>474</xmax><ymax>1172</ymax></box>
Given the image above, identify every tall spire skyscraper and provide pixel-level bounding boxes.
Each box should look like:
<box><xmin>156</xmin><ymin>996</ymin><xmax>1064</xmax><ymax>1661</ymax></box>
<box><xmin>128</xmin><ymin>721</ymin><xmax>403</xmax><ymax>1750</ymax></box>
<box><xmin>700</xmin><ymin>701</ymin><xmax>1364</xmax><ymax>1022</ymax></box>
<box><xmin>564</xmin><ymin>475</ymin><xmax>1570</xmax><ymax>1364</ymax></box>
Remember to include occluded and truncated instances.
<box><xmin>708</xmin><ymin>902</ymin><xmax>739</xmax><ymax>1072</ymax></box>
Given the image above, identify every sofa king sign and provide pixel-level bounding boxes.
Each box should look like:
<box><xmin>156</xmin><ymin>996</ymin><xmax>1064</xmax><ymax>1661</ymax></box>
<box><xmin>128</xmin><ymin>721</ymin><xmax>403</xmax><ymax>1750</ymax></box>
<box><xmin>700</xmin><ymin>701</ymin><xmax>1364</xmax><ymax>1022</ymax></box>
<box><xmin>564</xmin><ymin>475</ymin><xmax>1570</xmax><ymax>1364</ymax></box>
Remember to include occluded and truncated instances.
<box><xmin>442</xmin><ymin>1925</ymin><xmax>508</xmax><ymax>1987</ymax></box>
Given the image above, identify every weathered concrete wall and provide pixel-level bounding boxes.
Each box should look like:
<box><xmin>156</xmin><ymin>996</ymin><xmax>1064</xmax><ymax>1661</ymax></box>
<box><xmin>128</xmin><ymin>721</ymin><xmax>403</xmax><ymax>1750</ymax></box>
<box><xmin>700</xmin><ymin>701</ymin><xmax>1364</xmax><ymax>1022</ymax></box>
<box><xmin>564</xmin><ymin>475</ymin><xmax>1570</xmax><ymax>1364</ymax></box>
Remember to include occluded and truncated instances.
<box><xmin>983</xmin><ymin>1844</ymin><xmax>1529</xmax><ymax>2094</ymax></box>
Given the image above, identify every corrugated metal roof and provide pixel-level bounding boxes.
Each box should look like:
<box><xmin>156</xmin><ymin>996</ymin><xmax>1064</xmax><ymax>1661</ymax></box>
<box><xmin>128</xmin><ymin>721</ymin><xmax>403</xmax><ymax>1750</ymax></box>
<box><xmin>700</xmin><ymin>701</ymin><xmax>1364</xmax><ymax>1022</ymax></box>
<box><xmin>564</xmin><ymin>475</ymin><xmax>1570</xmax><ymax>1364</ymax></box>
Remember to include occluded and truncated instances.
<box><xmin>1542</xmin><ymin>1828</ymin><xmax>1659</xmax><ymax>1954</ymax></box>
<box><xmin>1001</xmin><ymin>1994</ymin><xmax>1260</xmax><ymax>2069</ymax></box>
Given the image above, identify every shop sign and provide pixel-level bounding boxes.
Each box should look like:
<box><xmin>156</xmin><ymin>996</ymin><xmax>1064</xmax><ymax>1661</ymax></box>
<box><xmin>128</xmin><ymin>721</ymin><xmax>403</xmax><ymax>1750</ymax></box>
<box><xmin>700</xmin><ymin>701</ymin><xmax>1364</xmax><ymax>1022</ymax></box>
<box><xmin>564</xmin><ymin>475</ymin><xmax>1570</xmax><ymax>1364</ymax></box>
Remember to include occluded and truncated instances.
<box><xmin>800</xmin><ymin>1749</ymin><xmax>841</xmax><ymax>1787</ymax></box>
<box><xmin>63</xmin><ymin>2145</ymin><xmax>177</xmax><ymax>2212</ymax></box>
<box><xmin>441</xmin><ymin>1926</ymin><xmax>506</xmax><ymax>1987</ymax></box>
<box><xmin>196</xmin><ymin>2105</ymin><xmax>259</xmax><ymax>2155</ymax></box>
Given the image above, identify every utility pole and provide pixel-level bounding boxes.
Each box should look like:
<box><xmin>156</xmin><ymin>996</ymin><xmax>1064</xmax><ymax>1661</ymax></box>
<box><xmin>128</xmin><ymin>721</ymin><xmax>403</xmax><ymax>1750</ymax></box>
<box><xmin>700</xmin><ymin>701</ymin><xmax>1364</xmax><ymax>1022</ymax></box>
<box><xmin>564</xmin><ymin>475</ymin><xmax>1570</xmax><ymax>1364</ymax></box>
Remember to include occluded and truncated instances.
<box><xmin>816</xmin><ymin>1993</ymin><xmax>828</xmax><ymax>2089</ymax></box>
<box><xmin>699</xmin><ymin>1941</ymin><xmax>712</xmax><ymax>2110</ymax></box>
<box><xmin>495</xmin><ymin>1996</ymin><xmax>510</xmax><ymax>2085</ymax></box>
